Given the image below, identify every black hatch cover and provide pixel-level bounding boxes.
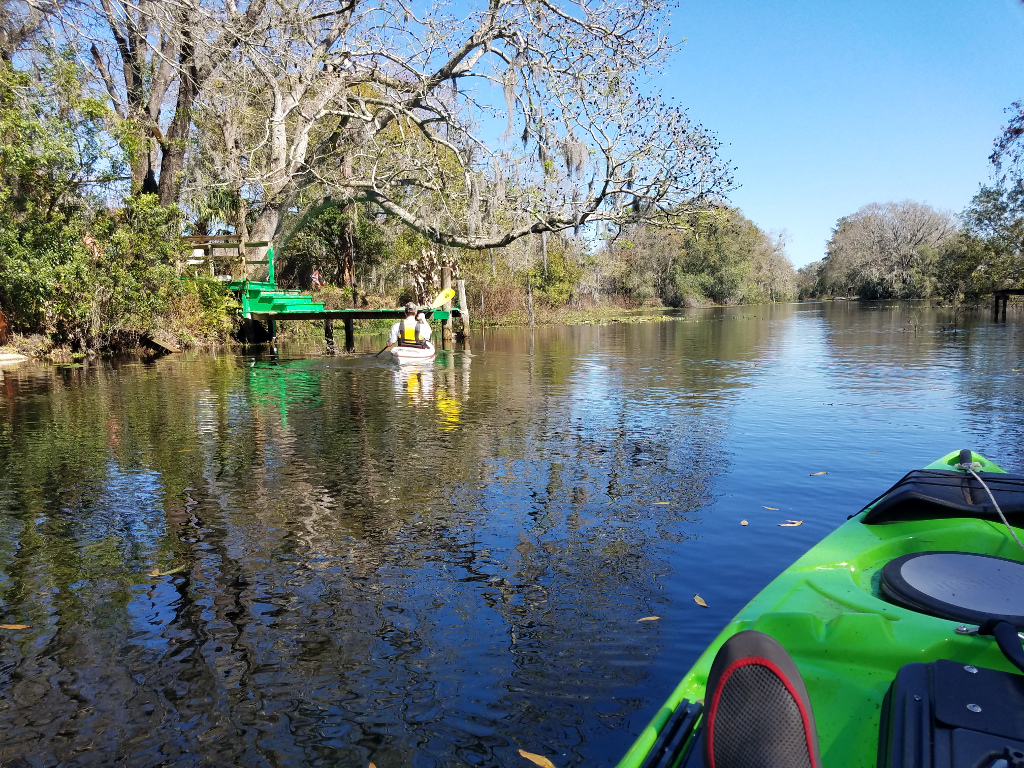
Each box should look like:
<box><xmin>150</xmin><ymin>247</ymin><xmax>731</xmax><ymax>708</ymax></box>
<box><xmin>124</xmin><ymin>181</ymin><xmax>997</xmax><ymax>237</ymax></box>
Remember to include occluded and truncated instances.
<box><xmin>880</xmin><ymin>551</ymin><xmax>1024</xmax><ymax>629</ymax></box>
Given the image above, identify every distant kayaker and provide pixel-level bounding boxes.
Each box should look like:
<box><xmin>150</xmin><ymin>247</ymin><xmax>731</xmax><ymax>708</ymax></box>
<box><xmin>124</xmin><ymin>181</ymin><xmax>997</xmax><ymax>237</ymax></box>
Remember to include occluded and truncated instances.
<box><xmin>385</xmin><ymin>302</ymin><xmax>432</xmax><ymax>351</ymax></box>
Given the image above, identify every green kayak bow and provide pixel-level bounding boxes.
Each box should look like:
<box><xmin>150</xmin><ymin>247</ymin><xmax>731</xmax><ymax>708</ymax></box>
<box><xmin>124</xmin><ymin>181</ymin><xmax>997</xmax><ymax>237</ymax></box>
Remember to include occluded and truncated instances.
<box><xmin>618</xmin><ymin>450</ymin><xmax>1024</xmax><ymax>768</ymax></box>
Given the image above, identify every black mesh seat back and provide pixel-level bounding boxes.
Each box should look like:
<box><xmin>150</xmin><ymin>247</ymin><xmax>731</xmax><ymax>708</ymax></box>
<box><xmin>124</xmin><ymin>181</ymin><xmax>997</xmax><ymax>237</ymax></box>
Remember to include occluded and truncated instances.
<box><xmin>703</xmin><ymin>630</ymin><xmax>820</xmax><ymax>768</ymax></box>
<box><xmin>880</xmin><ymin>551</ymin><xmax>1024</xmax><ymax>629</ymax></box>
<box><xmin>861</xmin><ymin>469</ymin><xmax>1024</xmax><ymax>524</ymax></box>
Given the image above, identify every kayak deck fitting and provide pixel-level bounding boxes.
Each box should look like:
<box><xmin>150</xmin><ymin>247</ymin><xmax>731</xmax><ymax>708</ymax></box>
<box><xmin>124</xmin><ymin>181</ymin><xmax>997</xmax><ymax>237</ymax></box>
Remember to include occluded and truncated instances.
<box><xmin>618</xmin><ymin>450</ymin><xmax>1024</xmax><ymax>768</ymax></box>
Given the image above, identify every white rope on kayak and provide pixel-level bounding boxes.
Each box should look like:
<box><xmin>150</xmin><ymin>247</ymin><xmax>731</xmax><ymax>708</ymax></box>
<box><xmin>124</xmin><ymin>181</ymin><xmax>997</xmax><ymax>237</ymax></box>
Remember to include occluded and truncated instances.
<box><xmin>967</xmin><ymin>467</ymin><xmax>1024</xmax><ymax>553</ymax></box>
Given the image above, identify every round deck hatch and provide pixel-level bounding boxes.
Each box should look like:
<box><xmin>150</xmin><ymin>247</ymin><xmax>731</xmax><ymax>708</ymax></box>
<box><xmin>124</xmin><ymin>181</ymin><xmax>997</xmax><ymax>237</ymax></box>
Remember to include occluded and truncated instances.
<box><xmin>880</xmin><ymin>551</ymin><xmax>1024</xmax><ymax>629</ymax></box>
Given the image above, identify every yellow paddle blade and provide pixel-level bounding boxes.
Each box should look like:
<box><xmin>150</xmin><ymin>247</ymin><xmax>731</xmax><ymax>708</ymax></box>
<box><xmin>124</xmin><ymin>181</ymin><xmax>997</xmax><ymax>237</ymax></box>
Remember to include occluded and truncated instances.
<box><xmin>429</xmin><ymin>288</ymin><xmax>456</xmax><ymax>308</ymax></box>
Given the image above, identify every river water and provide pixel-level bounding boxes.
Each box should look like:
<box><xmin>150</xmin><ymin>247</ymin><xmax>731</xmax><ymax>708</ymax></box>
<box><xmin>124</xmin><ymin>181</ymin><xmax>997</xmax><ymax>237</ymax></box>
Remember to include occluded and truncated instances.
<box><xmin>0</xmin><ymin>302</ymin><xmax>1021</xmax><ymax>767</ymax></box>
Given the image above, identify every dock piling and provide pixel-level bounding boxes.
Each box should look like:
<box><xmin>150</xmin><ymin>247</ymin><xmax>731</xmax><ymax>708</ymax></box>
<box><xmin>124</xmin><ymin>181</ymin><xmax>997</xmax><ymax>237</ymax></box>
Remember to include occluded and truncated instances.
<box><xmin>993</xmin><ymin>289</ymin><xmax>1023</xmax><ymax>322</ymax></box>
<box><xmin>456</xmin><ymin>279</ymin><xmax>470</xmax><ymax>339</ymax></box>
<box><xmin>441</xmin><ymin>267</ymin><xmax>454</xmax><ymax>349</ymax></box>
<box><xmin>526</xmin><ymin>273</ymin><xmax>535</xmax><ymax>329</ymax></box>
<box><xmin>324</xmin><ymin>319</ymin><xmax>336</xmax><ymax>354</ymax></box>
<box><xmin>343</xmin><ymin>317</ymin><xmax>355</xmax><ymax>353</ymax></box>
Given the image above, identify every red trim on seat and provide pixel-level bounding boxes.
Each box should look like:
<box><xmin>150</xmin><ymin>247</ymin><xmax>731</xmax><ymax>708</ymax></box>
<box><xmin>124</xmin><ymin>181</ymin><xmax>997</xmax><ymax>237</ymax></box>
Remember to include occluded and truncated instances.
<box><xmin>705</xmin><ymin>656</ymin><xmax>819</xmax><ymax>768</ymax></box>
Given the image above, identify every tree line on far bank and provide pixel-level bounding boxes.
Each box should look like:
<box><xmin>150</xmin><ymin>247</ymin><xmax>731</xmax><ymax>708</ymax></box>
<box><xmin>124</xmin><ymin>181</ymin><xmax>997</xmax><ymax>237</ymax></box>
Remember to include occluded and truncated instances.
<box><xmin>0</xmin><ymin>0</ymin><xmax>799</xmax><ymax>354</ymax></box>
<box><xmin>289</xmin><ymin>203</ymin><xmax>796</xmax><ymax>322</ymax></box>
<box><xmin>798</xmin><ymin>106</ymin><xmax>1024</xmax><ymax>304</ymax></box>
<box><xmin>0</xmin><ymin>0</ymin><xmax>765</xmax><ymax>354</ymax></box>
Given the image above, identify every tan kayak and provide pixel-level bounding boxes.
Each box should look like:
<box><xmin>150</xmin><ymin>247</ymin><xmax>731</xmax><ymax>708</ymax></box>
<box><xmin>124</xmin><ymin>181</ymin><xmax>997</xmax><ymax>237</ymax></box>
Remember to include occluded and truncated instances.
<box><xmin>390</xmin><ymin>342</ymin><xmax>436</xmax><ymax>363</ymax></box>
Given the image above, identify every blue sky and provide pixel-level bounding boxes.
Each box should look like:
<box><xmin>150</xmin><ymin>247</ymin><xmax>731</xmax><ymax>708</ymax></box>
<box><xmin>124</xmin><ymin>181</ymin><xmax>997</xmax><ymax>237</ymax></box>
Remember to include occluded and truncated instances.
<box><xmin>663</xmin><ymin>0</ymin><xmax>1024</xmax><ymax>267</ymax></box>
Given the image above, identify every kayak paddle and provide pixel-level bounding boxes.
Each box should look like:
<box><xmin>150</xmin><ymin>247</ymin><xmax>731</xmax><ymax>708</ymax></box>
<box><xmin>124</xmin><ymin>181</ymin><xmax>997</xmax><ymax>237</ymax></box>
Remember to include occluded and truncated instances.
<box><xmin>430</xmin><ymin>288</ymin><xmax>456</xmax><ymax>308</ymax></box>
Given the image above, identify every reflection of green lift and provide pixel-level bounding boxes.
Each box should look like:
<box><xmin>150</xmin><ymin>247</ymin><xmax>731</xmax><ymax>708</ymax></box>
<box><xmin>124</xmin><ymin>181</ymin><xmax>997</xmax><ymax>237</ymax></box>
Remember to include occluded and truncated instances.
<box><xmin>245</xmin><ymin>357</ymin><xmax>326</xmax><ymax>428</ymax></box>
<box><xmin>185</xmin><ymin>236</ymin><xmax>459</xmax><ymax>352</ymax></box>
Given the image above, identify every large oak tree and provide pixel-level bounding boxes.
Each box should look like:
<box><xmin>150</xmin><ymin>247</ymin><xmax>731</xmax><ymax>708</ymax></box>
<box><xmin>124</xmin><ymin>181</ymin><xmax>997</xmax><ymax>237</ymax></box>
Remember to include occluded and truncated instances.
<box><xmin>818</xmin><ymin>201</ymin><xmax>957</xmax><ymax>299</ymax></box>
<box><xmin>81</xmin><ymin>0</ymin><xmax>733</xmax><ymax>251</ymax></box>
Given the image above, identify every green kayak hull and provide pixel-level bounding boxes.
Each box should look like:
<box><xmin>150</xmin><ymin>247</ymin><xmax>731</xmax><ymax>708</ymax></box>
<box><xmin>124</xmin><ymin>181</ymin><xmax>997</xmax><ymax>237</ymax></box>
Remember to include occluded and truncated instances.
<box><xmin>617</xmin><ymin>450</ymin><xmax>1021</xmax><ymax>768</ymax></box>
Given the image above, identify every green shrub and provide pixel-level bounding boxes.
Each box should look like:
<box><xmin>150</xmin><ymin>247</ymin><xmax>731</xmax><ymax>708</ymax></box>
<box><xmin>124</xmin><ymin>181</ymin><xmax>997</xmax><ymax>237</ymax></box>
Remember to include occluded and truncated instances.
<box><xmin>0</xmin><ymin>56</ymin><xmax>233</xmax><ymax>350</ymax></box>
<box><xmin>529</xmin><ymin>248</ymin><xmax>584</xmax><ymax>307</ymax></box>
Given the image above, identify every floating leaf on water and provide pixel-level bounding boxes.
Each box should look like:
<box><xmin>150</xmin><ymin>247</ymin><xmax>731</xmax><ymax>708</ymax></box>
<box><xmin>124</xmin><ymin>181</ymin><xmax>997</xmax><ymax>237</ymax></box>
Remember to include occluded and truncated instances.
<box><xmin>654</xmin><ymin>502</ymin><xmax>670</xmax><ymax>505</ymax></box>
<box><xmin>779</xmin><ymin>520</ymin><xmax>804</xmax><ymax>527</ymax></box>
<box><xmin>741</xmin><ymin>520</ymin><xmax>749</xmax><ymax>526</ymax></box>
<box><xmin>518</xmin><ymin>749</ymin><xmax>557</xmax><ymax>768</ymax></box>
<box><xmin>160</xmin><ymin>565</ymin><xmax>187</xmax><ymax>576</ymax></box>
<box><xmin>694</xmin><ymin>594</ymin><xmax>708</xmax><ymax>607</ymax></box>
<box><xmin>870</xmin><ymin>451</ymin><xmax>883</xmax><ymax>454</ymax></box>
<box><xmin>637</xmin><ymin>616</ymin><xmax>660</xmax><ymax>622</ymax></box>
<box><xmin>762</xmin><ymin>506</ymin><xmax>778</xmax><ymax>510</ymax></box>
<box><xmin>178</xmin><ymin>449</ymin><xmax>192</xmax><ymax>453</ymax></box>
<box><xmin>0</xmin><ymin>624</ymin><xmax>29</xmax><ymax>630</ymax></box>
<box><xmin>810</xmin><ymin>471</ymin><xmax>828</xmax><ymax>476</ymax></box>
<box><xmin>149</xmin><ymin>568</ymin><xmax>160</xmax><ymax>577</ymax></box>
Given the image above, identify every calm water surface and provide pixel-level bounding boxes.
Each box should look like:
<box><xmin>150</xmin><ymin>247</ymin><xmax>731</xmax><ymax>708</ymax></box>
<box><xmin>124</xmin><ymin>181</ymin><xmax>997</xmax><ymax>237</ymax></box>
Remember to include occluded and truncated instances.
<box><xmin>1</xmin><ymin>302</ymin><xmax>1022</xmax><ymax>767</ymax></box>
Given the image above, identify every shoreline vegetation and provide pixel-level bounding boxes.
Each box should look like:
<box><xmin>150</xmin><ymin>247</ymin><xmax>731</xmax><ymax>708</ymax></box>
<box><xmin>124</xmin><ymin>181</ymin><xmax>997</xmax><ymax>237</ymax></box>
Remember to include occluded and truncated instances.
<box><xmin>0</xmin><ymin>10</ymin><xmax>1019</xmax><ymax>359</ymax></box>
<box><xmin>0</xmin><ymin>303</ymin><xmax>738</xmax><ymax>361</ymax></box>
<box><xmin>5</xmin><ymin>296</ymin><xmax>1019</xmax><ymax>363</ymax></box>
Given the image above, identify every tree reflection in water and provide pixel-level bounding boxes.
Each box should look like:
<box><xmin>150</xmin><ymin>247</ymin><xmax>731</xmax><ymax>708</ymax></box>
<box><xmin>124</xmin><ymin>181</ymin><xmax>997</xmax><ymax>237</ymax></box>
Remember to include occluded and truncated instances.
<box><xmin>0</xmin><ymin>303</ymin><xmax>1021</xmax><ymax>766</ymax></box>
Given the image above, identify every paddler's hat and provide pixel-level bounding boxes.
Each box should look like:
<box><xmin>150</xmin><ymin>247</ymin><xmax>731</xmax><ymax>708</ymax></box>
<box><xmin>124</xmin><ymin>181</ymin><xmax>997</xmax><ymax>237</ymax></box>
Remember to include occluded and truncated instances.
<box><xmin>404</xmin><ymin>301</ymin><xmax>417</xmax><ymax>313</ymax></box>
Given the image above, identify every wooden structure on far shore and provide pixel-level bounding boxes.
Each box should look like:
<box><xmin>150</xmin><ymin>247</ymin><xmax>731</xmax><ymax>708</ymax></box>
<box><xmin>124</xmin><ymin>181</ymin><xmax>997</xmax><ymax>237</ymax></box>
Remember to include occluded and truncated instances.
<box><xmin>235</xmin><ymin>281</ymin><xmax>462</xmax><ymax>353</ymax></box>
<box><xmin>993</xmin><ymin>288</ymin><xmax>1024</xmax><ymax>321</ymax></box>
<box><xmin>182</xmin><ymin>235</ymin><xmax>468</xmax><ymax>352</ymax></box>
<box><xmin>182</xmin><ymin>235</ymin><xmax>274</xmax><ymax>282</ymax></box>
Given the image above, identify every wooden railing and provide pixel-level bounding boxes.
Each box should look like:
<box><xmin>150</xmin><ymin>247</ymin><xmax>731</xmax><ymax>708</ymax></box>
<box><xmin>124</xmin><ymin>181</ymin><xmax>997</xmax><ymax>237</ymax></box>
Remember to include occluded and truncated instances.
<box><xmin>181</xmin><ymin>236</ymin><xmax>275</xmax><ymax>283</ymax></box>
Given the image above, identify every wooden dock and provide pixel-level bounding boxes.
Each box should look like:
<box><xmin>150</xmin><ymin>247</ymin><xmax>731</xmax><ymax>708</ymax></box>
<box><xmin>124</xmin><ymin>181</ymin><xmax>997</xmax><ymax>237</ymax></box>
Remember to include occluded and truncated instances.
<box><xmin>182</xmin><ymin>237</ymin><xmax>464</xmax><ymax>352</ymax></box>
<box><xmin>233</xmin><ymin>281</ymin><xmax>462</xmax><ymax>352</ymax></box>
<box><xmin>993</xmin><ymin>288</ymin><xmax>1024</xmax><ymax>321</ymax></box>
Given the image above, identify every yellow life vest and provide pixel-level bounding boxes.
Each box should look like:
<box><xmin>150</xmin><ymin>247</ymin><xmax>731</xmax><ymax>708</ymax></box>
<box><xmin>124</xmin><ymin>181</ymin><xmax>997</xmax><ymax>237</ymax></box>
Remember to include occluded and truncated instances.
<box><xmin>399</xmin><ymin>317</ymin><xmax>425</xmax><ymax>347</ymax></box>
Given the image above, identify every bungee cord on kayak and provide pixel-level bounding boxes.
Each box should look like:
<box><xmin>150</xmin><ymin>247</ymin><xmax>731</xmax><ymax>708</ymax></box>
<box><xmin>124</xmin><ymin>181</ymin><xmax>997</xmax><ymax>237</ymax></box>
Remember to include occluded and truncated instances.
<box><xmin>963</xmin><ymin>464</ymin><xmax>1024</xmax><ymax>553</ymax></box>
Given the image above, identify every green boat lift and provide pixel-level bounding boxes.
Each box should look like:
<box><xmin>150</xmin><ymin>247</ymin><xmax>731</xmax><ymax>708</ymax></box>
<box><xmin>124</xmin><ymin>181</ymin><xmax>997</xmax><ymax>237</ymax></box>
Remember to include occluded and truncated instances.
<box><xmin>182</xmin><ymin>236</ymin><xmax>460</xmax><ymax>352</ymax></box>
<box><xmin>234</xmin><ymin>278</ymin><xmax>460</xmax><ymax>352</ymax></box>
